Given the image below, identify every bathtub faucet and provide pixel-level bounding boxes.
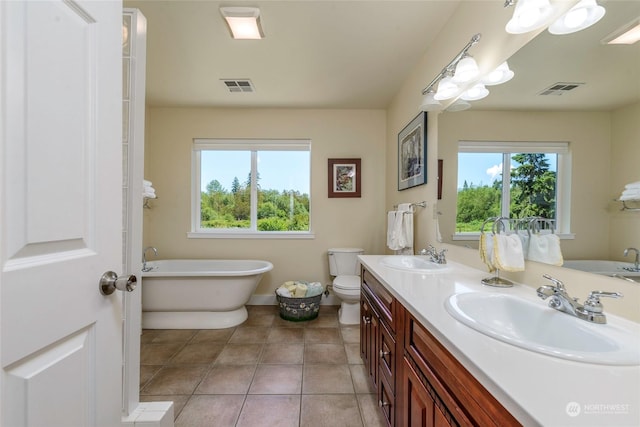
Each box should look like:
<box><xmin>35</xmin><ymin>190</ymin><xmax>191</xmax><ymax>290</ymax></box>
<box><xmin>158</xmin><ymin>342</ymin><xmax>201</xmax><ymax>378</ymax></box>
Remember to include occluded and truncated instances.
<box><xmin>623</xmin><ymin>247</ymin><xmax>639</xmax><ymax>272</ymax></box>
<box><xmin>142</xmin><ymin>247</ymin><xmax>158</xmax><ymax>272</ymax></box>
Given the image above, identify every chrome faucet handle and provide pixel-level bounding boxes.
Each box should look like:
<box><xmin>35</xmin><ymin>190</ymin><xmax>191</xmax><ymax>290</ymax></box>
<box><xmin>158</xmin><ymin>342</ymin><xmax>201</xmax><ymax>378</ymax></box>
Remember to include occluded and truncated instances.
<box><xmin>582</xmin><ymin>290</ymin><xmax>623</xmax><ymax>314</ymax></box>
<box><xmin>542</xmin><ymin>274</ymin><xmax>565</xmax><ymax>291</ymax></box>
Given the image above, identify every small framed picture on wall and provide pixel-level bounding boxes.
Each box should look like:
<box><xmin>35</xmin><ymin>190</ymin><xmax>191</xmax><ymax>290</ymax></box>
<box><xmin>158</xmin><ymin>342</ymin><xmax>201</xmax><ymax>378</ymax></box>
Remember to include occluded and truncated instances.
<box><xmin>328</xmin><ymin>158</ymin><xmax>361</xmax><ymax>198</ymax></box>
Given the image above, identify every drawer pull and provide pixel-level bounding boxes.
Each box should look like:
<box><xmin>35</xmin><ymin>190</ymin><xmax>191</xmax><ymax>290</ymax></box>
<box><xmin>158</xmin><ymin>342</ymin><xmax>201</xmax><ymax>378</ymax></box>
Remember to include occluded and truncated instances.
<box><xmin>362</xmin><ymin>315</ymin><xmax>371</xmax><ymax>324</ymax></box>
<box><xmin>379</xmin><ymin>350</ymin><xmax>390</xmax><ymax>357</ymax></box>
<box><xmin>378</xmin><ymin>400</ymin><xmax>390</xmax><ymax>408</ymax></box>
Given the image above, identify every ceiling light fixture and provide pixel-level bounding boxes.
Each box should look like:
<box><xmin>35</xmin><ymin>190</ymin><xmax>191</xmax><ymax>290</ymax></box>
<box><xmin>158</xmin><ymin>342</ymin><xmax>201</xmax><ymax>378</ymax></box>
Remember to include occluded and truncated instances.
<box><xmin>602</xmin><ymin>18</ymin><xmax>640</xmax><ymax>45</ymax></box>
<box><xmin>220</xmin><ymin>7</ymin><xmax>264</xmax><ymax>40</ymax></box>
<box><xmin>505</xmin><ymin>0</ymin><xmax>554</xmax><ymax>34</ymax></box>
<box><xmin>548</xmin><ymin>0</ymin><xmax>605</xmax><ymax>35</ymax></box>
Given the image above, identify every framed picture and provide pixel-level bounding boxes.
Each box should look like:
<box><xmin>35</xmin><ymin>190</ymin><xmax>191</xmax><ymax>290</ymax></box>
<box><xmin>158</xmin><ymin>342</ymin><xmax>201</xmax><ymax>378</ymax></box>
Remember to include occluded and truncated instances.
<box><xmin>328</xmin><ymin>158</ymin><xmax>361</xmax><ymax>198</ymax></box>
<box><xmin>398</xmin><ymin>112</ymin><xmax>427</xmax><ymax>191</ymax></box>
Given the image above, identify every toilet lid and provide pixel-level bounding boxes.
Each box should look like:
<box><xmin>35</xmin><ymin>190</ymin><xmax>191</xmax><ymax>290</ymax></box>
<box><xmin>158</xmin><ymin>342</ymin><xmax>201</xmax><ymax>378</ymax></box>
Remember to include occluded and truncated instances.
<box><xmin>333</xmin><ymin>275</ymin><xmax>361</xmax><ymax>290</ymax></box>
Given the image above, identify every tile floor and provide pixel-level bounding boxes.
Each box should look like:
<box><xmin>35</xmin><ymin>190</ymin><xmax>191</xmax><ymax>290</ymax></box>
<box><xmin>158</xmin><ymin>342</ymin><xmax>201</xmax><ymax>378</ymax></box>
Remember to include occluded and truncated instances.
<box><xmin>140</xmin><ymin>305</ymin><xmax>388</xmax><ymax>427</ymax></box>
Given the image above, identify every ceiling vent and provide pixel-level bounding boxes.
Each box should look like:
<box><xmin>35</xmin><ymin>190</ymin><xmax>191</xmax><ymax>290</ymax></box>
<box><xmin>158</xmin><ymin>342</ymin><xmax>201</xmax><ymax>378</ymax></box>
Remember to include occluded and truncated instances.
<box><xmin>538</xmin><ymin>82</ymin><xmax>585</xmax><ymax>96</ymax></box>
<box><xmin>221</xmin><ymin>79</ymin><xmax>255</xmax><ymax>93</ymax></box>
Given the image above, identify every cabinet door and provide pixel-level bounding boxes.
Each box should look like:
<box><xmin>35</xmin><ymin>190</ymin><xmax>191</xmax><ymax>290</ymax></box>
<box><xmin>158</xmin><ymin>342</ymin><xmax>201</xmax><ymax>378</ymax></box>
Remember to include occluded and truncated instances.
<box><xmin>402</xmin><ymin>357</ymin><xmax>435</xmax><ymax>427</ymax></box>
<box><xmin>360</xmin><ymin>295</ymin><xmax>378</xmax><ymax>388</ymax></box>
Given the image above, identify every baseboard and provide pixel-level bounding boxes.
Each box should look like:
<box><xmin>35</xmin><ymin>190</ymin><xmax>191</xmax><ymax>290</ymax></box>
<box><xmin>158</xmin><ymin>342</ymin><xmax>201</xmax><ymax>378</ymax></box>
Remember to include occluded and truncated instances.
<box><xmin>122</xmin><ymin>401</ymin><xmax>174</xmax><ymax>427</ymax></box>
<box><xmin>248</xmin><ymin>293</ymin><xmax>340</xmax><ymax>306</ymax></box>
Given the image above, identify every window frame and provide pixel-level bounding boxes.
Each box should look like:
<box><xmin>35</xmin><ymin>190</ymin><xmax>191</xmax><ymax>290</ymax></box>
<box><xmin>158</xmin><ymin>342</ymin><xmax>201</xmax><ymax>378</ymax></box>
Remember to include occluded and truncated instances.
<box><xmin>189</xmin><ymin>138</ymin><xmax>314</xmax><ymax>239</ymax></box>
<box><xmin>453</xmin><ymin>140</ymin><xmax>574</xmax><ymax>241</ymax></box>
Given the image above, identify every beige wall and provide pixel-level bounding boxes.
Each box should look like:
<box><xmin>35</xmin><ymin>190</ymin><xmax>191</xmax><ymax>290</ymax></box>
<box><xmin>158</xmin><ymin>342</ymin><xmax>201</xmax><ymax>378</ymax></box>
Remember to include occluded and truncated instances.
<box><xmin>143</xmin><ymin>108</ymin><xmax>387</xmax><ymax>296</ymax></box>
<box><xmin>610</xmin><ymin>102</ymin><xmax>640</xmax><ymax>261</ymax></box>
<box><xmin>437</xmin><ymin>109</ymin><xmax>612</xmax><ymax>261</ymax></box>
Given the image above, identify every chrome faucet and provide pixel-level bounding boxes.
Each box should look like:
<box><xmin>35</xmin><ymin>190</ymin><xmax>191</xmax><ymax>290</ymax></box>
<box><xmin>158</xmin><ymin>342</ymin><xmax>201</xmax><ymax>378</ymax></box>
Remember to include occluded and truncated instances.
<box><xmin>419</xmin><ymin>245</ymin><xmax>447</xmax><ymax>264</ymax></box>
<box><xmin>623</xmin><ymin>247</ymin><xmax>640</xmax><ymax>271</ymax></box>
<box><xmin>142</xmin><ymin>246</ymin><xmax>158</xmax><ymax>272</ymax></box>
<box><xmin>536</xmin><ymin>274</ymin><xmax>623</xmax><ymax>324</ymax></box>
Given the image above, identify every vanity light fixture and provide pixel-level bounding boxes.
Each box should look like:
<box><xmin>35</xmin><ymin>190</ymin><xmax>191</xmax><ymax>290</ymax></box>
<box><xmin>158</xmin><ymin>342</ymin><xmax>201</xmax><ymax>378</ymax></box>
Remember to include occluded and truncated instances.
<box><xmin>548</xmin><ymin>0</ymin><xmax>605</xmax><ymax>35</ymax></box>
<box><xmin>452</xmin><ymin>54</ymin><xmax>480</xmax><ymax>83</ymax></box>
<box><xmin>434</xmin><ymin>71</ymin><xmax>461</xmax><ymax>101</ymax></box>
<box><xmin>482</xmin><ymin>61</ymin><xmax>515</xmax><ymax>86</ymax></box>
<box><xmin>419</xmin><ymin>89</ymin><xmax>442</xmax><ymax>112</ymax></box>
<box><xmin>445</xmin><ymin>99</ymin><xmax>471</xmax><ymax>112</ymax></box>
<box><xmin>505</xmin><ymin>0</ymin><xmax>554</xmax><ymax>34</ymax></box>
<box><xmin>220</xmin><ymin>7</ymin><xmax>264</xmax><ymax>39</ymax></box>
<box><xmin>460</xmin><ymin>82</ymin><xmax>490</xmax><ymax>101</ymax></box>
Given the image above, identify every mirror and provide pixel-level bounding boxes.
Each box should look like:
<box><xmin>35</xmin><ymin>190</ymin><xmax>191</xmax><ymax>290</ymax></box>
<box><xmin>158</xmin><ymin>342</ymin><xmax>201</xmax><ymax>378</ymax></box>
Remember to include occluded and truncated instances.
<box><xmin>437</xmin><ymin>0</ymin><xmax>640</xmax><ymax>273</ymax></box>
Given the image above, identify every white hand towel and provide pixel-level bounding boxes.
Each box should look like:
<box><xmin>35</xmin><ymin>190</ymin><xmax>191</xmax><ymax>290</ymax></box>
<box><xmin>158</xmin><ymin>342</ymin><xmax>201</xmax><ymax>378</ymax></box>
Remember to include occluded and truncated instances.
<box><xmin>527</xmin><ymin>234</ymin><xmax>563</xmax><ymax>266</ymax></box>
<box><xmin>387</xmin><ymin>211</ymin><xmax>401</xmax><ymax>250</ymax></box>
<box><xmin>479</xmin><ymin>232</ymin><xmax>495</xmax><ymax>272</ymax></box>
<box><xmin>396</xmin><ymin>204</ymin><xmax>414</xmax><ymax>254</ymax></box>
<box><xmin>492</xmin><ymin>232</ymin><xmax>525</xmax><ymax>272</ymax></box>
<box><xmin>517</xmin><ymin>230</ymin><xmax>530</xmax><ymax>259</ymax></box>
<box><xmin>620</xmin><ymin>189</ymin><xmax>640</xmax><ymax>201</ymax></box>
<box><xmin>143</xmin><ymin>179</ymin><xmax>153</xmax><ymax>187</ymax></box>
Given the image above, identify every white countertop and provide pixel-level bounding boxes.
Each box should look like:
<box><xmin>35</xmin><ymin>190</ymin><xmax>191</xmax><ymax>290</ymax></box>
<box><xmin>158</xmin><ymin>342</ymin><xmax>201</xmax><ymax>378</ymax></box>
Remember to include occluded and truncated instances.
<box><xmin>358</xmin><ymin>255</ymin><xmax>640</xmax><ymax>427</ymax></box>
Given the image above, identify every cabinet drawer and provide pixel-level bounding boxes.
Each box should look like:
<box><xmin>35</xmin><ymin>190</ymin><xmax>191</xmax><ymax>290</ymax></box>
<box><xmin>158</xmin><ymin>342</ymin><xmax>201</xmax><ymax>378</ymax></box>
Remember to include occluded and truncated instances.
<box><xmin>379</xmin><ymin>320</ymin><xmax>396</xmax><ymax>394</ymax></box>
<box><xmin>405</xmin><ymin>313</ymin><xmax>520</xmax><ymax>427</ymax></box>
<box><xmin>362</xmin><ymin>268</ymin><xmax>395</xmax><ymax>331</ymax></box>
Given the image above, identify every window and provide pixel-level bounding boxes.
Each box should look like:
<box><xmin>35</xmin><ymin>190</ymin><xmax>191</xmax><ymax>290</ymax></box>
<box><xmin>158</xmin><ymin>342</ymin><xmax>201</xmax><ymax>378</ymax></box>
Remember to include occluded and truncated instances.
<box><xmin>190</xmin><ymin>139</ymin><xmax>312</xmax><ymax>238</ymax></box>
<box><xmin>455</xmin><ymin>141</ymin><xmax>571</xmax><ymax>238</ymax></box>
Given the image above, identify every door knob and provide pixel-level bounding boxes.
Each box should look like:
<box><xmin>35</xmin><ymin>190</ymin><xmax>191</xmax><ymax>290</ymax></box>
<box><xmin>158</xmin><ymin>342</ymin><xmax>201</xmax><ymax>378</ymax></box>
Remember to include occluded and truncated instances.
<box><xmin>99</xmin><ymin>271</ymin><xmax>137</xmax><ymax>295</ymax></box>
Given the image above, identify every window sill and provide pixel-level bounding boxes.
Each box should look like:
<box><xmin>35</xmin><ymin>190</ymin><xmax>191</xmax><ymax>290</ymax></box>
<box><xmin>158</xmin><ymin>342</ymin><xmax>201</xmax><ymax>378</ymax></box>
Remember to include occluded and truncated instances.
<box><xmin>188</xmin><ymin>231</ymin><xmax>315</xmax><ymax>239</ymax></box>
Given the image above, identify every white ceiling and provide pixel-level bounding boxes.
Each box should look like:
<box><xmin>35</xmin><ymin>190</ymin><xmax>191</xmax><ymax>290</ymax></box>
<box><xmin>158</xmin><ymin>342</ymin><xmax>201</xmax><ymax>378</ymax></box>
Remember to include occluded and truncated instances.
<box><xmin>124</xmin><ymin>0</ymin><xmax>640</xmax><ymax>111</ymax></box>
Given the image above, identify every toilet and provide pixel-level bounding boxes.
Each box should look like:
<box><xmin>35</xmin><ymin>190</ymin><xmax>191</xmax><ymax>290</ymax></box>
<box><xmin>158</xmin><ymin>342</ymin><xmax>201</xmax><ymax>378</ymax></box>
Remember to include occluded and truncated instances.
<box><xmin>328</xmin><ymin>247</ymin><xmax>364</xmax><ymax>325</ymax></box>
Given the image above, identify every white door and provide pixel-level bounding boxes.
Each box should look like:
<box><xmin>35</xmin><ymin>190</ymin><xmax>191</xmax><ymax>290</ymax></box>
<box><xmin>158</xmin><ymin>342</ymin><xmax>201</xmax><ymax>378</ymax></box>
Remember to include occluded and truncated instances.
<box><xmin>1</xmin><ymin>1</ymin><xmax>125</xmax><ymax>426</ymax></box>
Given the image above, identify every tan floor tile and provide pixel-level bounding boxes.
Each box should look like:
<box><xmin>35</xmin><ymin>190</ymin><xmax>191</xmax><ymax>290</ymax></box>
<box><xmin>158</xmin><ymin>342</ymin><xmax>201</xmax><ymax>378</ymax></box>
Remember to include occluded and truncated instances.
<box><xmin>195</xmin><ymin>364</ymin><xmax>256</xmax><ymax>394</ymax></box>
<box><xmin>141</xmin><ymin>366</ymin><xmax>208</xmax><ymax>395</ymax></box>
<box><xmin>358</xmin><ymin>393</ymin><xmax>388</xmax><ymax>427</ymax></box>
<box><xmin>249</xmin><ymin>365</ymin><xmax>302</xmax><ymax>394</ymax></box>
<box><xmin>140</xmin><ymin>365</ymin><xmax>162</xmax><ymax>390</ymax></box>
<box><xmin>242</xmin><ymin>313</ymin><xmax>276</xmax><ymax>327</ymax></box>
<box><xmin>306</xmin><ymin>314</ymin><xmax>339</xmax><ymax>328</ymax></box>
<box><xmin>340</xmin><ymin>326</ymin><xmax>360</xmax><ymax>343</ymax></box>
<box><xmin>247</xmin><ymin>305</ymin><xmax>278</xmax><ymax>315</ymax></box>
<box><xmin>169</xmin><ymin>342</ymin><xmax>225</xmax><ymax>365</ymax></box>
<box><xmin>216</xmin><ymin>343</ymin><xmax>263</xmax><ymax>365</ymax></box>
<box><xmin>273</xmin><ymin>316</ymin><xmax>307</xmax><ymax>328</ymax></box>
<box><xmin>345</xmin><ymin>343</ymin><xmax>363</xmax><ymax>364</ymax></box>
<box><xmin>261</xmin><ymin>343</ymin><xmax>304</xmax><ymax>364</ymax></box>
<box><xmin>267</xmin><ymin>327</ymin><xmax>304</xmax><ymax>343</ymax></box>
<box><xmin>141</xmin><ymin>329</ymin><xmax>160</xmax><ymax>344</ymax></box>
<box><xmin>175</xmin><ymin>395</ymin><xmax>244</xmax><ymax>427</ymax></box>
<box><xmin>236</xmin><ymin>395</ymin><xmax>300</xmax><ymax>427</ymax></box>
<box><xmin>190</xmin><ymin>328</ymin><xmax>235</xmax><ymax>343</ymax></box>
<box><xmin>302</xmin><ymin>364</ymin><xmax>354</xmax><ymax>394</ymax></box>
<box><xmin>229</xmin><ymin>326</ymin><xmax>271</xmax><ymax>343</ymax></box>
<box><xmin>350</xmin><ymin>364</ymin><xmax>376</xmax><ymax>394</ymax></box>
<box><xmin>140</xmin><ymin>395</ymin><xmax>190</xmax><ymax>420</ymax></box>
<box><xmin>300</xmin><ymin>394</ymin><xmax>364</xmax><ymax>427</ymax></box>
<box><xmin>140</xmin><ymin>343</ymin><xmax>184</xmax><ymax>365</ymax></box>
<box><xmin>304</xmin><ymin>343</ymin><xmax>347</xmax><ymax>364</ymax></box>
<box><xmin>304</xmin><ymin>327</ymin><xmax>342</xmax><ymax>344</ymax></box>
<box><xmin>148</xmin><ymin>329</ymin><xmax>198</xmax><ymax>343</ymax></box>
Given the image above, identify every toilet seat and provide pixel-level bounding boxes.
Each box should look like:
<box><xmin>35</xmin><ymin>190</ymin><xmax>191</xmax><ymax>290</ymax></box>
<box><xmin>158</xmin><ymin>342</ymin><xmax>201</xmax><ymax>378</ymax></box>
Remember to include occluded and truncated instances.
<box><xmin>333</xmin><ymin>275</ymin><xmax>361</xmax><ymax>295</ymax></box>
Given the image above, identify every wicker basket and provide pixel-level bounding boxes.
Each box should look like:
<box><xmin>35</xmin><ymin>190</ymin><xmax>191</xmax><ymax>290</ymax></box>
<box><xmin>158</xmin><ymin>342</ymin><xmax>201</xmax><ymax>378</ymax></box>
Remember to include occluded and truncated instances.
<box><xmin>275</xmin><ymin>292</ymin><xmax>322</xmax><ymax>322</ymax></box>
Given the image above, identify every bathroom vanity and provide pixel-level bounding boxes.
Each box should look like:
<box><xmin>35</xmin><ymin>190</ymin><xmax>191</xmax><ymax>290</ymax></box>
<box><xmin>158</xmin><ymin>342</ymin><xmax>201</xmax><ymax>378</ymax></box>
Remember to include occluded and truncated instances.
<box><xmin>358</xmin><ymin>255</ymin><xmax>640</xmax><ymax>426</ymax></box>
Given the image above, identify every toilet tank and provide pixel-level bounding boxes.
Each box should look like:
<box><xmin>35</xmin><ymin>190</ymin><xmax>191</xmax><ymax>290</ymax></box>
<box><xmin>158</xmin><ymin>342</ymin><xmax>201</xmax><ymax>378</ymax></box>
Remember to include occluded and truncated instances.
<box><xmin>328</xmin><ymin>248</ymin><xmax>364</xmax><ymax>276</ymax></box>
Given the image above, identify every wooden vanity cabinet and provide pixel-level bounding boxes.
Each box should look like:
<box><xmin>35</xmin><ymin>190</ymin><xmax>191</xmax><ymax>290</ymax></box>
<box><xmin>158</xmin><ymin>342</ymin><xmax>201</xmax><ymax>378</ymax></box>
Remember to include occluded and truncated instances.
<box><xmin>360</xmin><ymin>266</ymin><xmax>520</xmax><ymax>427</ymax></box>
<box><xmin>403</xmin><ymin>312</ymin><xmax>521</xmax><ymax>427</ymax></box>
<box><xmin>360</xmin><ymin>267</ymin><xmax>403</xmax><ymax>426</ymax></box>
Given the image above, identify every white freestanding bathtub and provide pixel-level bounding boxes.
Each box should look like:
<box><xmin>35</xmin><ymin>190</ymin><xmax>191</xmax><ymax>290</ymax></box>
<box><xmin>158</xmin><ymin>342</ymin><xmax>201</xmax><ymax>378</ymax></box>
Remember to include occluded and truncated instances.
<box><xmin>141</xmin><ymin>259</ymin><xmax>273</xmax><ymax>329</ymax></box>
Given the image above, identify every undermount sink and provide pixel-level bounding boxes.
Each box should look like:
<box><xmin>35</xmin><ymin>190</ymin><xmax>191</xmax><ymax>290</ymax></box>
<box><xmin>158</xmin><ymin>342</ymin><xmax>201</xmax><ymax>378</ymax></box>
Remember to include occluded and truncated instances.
<box><xmin>379</xmin><ymin>255</ymin><xmax>449</xmax><ymax>273</ymax></box>
<box><xmin>445</xmin><ymin>292</ymin><xmax>640</xmax><ymax>366</ymax></box>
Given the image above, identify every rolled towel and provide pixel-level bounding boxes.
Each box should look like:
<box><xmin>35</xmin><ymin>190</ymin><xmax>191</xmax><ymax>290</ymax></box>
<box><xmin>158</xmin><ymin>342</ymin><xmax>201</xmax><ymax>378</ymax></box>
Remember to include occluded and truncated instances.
<box><xmin>276</xmin><ymin>286</ymin><xmax>292</xmax><ymax>298</ymax></box>
<box><xmin>625</xmin><ymin>181</ymin><xmax>640</xmax><ymax>190</ymax></box>
<box><xmin>143</xmin><ymin>191</ymin><xmax>157</xmax><ymax>199</ymax></box>
<box><xmin>294</xmin><ymin>283</ymin><xmax>308</xmax><ymax>298</ymax></box>
<box><xmin>492</xmin><ymin>232</ymin><xmax>525</xmax><ymax>272</ymax></box>
<box><xmin>305</xmin><ymin>282</ymin><xmax>324</xmax><ymax>297</ymax></box>
<box><xmin>143</xmin><ymin>179</ymin><xmax>153</xmax><ymax>187</ymax></box>
<box><xmin>620</xmin><ymin>189</ymin><xmax>640</xmax><ymax>201</ymax></box>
